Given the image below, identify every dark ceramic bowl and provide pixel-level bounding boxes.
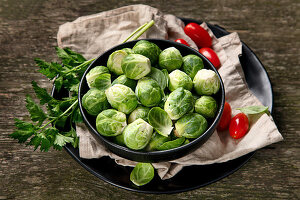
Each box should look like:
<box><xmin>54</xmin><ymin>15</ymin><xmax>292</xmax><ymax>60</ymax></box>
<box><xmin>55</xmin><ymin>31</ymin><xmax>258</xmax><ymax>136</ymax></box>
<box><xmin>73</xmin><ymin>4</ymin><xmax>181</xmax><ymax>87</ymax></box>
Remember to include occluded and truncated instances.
<box><xmin>78</xmin><ymin>39</ymin><xmax>225</xmax><ymax>163</ymax></box>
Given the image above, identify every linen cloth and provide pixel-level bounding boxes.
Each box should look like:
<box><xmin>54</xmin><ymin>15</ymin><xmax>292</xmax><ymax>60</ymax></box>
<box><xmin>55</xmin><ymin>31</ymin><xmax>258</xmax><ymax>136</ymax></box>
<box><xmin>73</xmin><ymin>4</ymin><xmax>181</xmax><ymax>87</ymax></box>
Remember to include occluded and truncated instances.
<box><xmin>57</xmin><ymin>4</ymin><xmax>283</xmax><ymax>180</ymax></box>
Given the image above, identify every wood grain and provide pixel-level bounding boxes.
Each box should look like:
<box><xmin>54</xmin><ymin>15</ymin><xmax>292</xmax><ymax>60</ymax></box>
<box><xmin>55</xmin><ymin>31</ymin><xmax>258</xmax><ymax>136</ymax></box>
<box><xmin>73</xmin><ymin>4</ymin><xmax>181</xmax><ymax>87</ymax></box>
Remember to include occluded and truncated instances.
<box><xmin>0</xmin><ymin>0</ymin><xmax>299</xmax><ymax>199</ymax></box>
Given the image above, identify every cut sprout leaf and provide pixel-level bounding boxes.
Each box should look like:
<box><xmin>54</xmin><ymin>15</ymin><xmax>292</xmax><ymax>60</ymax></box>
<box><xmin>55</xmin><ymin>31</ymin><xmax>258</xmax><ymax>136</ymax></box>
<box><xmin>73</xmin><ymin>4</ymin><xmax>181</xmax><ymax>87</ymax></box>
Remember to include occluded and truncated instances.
<box><xmin>237</xmin><ymin>105</ymin><xmax>269</xmax><ymax>115</ymax></box>
<box><xmin>148</xmin><ymin>107</ymin><xmax>173</xmax><ymax>137</ymax></box>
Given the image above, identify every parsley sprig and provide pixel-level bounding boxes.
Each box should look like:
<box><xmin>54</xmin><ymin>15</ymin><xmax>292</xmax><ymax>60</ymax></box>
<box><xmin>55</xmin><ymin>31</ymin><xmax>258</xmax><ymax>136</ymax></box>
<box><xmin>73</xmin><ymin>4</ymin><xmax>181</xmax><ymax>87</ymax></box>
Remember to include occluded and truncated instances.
<box><xmin>10</xmin><ymin>47</ymin><xmax>86</xmax><ymax>151</ymax></box>
<box><xmin>10</xmin><ymin>20</ymin><xmax>155</xmax><ymax>151</ymax></box>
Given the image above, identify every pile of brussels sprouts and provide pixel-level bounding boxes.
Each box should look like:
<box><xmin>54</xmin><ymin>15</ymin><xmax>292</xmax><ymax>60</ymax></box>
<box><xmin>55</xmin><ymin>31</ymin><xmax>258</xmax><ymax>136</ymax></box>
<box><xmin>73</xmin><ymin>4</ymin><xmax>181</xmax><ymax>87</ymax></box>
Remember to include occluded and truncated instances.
<box><xmin>82</xmin><ymin>40</ymin><xmax>220</xmax><ymax>151</ymax></box>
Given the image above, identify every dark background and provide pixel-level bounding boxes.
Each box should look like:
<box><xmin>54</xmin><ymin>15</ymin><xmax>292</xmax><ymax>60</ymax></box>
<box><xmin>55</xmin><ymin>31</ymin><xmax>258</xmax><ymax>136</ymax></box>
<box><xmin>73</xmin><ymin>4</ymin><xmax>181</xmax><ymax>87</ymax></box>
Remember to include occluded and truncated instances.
<box><xmin>0</xmin><ymin>0</ymin><xmax>299</xmax><ymax>199</ymax></box>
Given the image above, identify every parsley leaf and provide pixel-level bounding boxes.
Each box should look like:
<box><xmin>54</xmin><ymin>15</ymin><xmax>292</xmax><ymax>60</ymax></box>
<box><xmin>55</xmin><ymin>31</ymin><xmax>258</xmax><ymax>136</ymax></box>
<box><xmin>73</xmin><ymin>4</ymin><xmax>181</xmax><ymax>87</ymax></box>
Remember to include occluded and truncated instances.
<box><xmin>64</xmin><ymin>47</ymin><xmax>86</xmax><ymax>63</ymax></box>
<box><xmin>25</xmin><ymin>95</ymin><xmax>47</xmax><ymax>126</ymax></box>
<box><xmin>31</xmin><ymin>81</ymin><xmax>53</xmax><ymax>105</ymax></box>
<box><xmin>35</xmin><ymin>58</ymin><xmax>63</xmax><ymax>80</ymax></box>
<box><xmin>54</xmin><ymin>76</ymin><xmax>63</xmax><ymax>92</ymax></box>
<box><xmin>10</xmin><ymin>119</ymin><xmax>36</xmax><ymax>143</ymax></box>
<box><xmin>54</xmin><ymin>133</ymin><xmax>74</xmax><ymax>150</ymax></box>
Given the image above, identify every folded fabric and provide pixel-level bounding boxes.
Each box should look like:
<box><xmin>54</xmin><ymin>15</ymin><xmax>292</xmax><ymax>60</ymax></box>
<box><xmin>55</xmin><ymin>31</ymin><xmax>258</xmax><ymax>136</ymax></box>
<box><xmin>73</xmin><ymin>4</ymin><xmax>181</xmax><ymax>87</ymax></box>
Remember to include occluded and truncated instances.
<box><xmin>57</xmin><ymin>4</ymin><xmax>283</xmax><ymax>180</ymax></box>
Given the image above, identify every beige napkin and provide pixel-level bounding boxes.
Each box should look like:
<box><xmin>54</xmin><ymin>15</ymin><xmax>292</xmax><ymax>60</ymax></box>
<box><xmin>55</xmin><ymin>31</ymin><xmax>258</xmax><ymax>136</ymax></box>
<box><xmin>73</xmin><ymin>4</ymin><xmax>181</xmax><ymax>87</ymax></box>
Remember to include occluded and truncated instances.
<box><xmin>57</xmin><ymin>4</ymin><xmax>283</xmax><ymax>180</ymax></box>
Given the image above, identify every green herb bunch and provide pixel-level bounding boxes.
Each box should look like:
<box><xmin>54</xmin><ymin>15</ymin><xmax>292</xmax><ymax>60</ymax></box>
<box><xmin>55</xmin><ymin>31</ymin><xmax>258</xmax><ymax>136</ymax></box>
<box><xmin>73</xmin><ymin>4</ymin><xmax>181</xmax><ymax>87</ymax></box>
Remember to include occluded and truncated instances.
<box><xmin>10</xmin><ymin>47</ymin><xmax>94</xmax><ymax>151</ymax></box>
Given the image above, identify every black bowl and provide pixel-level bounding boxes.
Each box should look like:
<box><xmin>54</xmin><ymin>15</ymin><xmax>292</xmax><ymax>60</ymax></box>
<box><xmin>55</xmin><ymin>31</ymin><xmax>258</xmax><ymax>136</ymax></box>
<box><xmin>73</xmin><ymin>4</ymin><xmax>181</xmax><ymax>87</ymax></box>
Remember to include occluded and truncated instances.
<box><xmin>78</xmin><ymin>39</ymin><xmax>225</xmax><ymax>163</ymax></box>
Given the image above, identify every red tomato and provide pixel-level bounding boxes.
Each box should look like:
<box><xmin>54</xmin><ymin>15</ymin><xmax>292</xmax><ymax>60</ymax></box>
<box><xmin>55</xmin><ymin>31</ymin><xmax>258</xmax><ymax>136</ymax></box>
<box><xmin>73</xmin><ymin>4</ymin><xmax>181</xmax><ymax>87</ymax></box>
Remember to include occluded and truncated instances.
<box><xmin>175</xmin><ymin>39</ymin><xmax>190</xmax><ymax>46</ymax></box>
<box><xmin>184</xmin><ymin>23</ymin><xmax>212</xmax><ymax>48</ymax></box>
<box><xmin>199</xmin><ymin>48</ymin><xmax>221</xmax><ymax>69</ymax></box>
<box><xmin>229</xmin><ymin>113</ymin><xmax>249</xmax><ymax>139</ymax></box>
<box><xmin>217</xmin><ymin>102</ymin><xmax>232</xmax><ymax>131</ymax></box>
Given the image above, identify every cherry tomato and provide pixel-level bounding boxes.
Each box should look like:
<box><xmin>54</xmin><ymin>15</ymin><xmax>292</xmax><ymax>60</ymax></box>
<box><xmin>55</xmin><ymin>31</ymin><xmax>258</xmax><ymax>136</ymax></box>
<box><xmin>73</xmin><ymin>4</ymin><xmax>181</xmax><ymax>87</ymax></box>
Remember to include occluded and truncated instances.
<box><xmin>199</xmin><ymin>47</ymin><xmax>221</xmax><ymax>69</ymax></box>
<box><xmin>217</xmin><ymin>102</ymin><xmax>232</xmax><ymax>131</ymax></box>
<box><xmin>184</xmin><ymin>23</ymin><xmax>212</xmax><ymax>48</ymax></box>
<box><xmin>229</xmin><ymin>113</ymin><xmax>249</xmax><ymax>139</ymax></box>
<box><xmin>175</xmin><ymin>39</ymin><xmax>190</xmax><ymax>46</ymax></box>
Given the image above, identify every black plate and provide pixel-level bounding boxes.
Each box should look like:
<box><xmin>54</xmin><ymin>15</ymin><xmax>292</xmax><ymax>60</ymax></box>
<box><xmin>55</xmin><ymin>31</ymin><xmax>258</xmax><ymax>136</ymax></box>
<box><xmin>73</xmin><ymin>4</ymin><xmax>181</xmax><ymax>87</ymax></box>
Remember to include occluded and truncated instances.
<box><xmin>52</xmin><ymin>18</ymin><xmax>273</xmax><ymax>194</ymax></box>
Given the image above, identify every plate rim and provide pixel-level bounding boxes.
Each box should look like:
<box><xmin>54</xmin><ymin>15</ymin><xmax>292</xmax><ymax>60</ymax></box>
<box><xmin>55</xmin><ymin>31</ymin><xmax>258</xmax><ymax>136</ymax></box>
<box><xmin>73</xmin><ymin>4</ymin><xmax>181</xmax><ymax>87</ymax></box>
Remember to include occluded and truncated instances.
<box><xmin>52</xmin><ymin>18</ymin><xmax>274</xmax><ymax>194</ymax></box>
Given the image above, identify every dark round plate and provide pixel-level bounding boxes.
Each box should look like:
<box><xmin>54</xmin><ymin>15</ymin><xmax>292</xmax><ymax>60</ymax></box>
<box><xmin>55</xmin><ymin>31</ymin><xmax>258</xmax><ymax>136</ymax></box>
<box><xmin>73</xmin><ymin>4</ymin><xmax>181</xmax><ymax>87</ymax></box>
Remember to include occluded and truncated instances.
<box><xmin>52</xmin><ymin>18</ymin><xmax>273</xmax><ymax>194</ymax></box>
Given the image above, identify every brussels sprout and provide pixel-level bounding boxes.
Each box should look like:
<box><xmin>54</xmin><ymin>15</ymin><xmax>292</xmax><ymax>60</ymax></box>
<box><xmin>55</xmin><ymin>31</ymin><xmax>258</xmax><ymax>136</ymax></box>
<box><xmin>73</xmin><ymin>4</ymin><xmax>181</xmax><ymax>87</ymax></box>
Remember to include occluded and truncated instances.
<box><xmin>105</xmin><ymin>84</ymin><xmax>138</xmax><ymax>114</ymax></box>
<box><xmin>114</xmin><ymin>132</ymin><xmax>125</xmax><ymax>146</ymax></box>
<box><xmin>96</xmin><ymin>109</ymin><xmax>127</xmax><ymax>137</ymax></box>
<box><xmin>107</xmin><ymin>49</ymin><xmax>129</xmax><ymax>75</ymax></box>
<box><xmin>195</xmin><ymin>96</ymin><xmax>218</xmax><ymax>118</ymax></box>
<box><xmin>111</xmin><ymin>74</ymin><xmax>137</xmax><ymax>91</ymax></box>
<box><xmin>182</xmin><ymin>55</ymin><xmax>204</xmax><ymax>79</ymax></box>
<box><xmin>146</xmin><ymin>67</ymin><xmax>168</xmax><ymax>90</ymax></box>
<box><xmin>148</xmin><ymin>107</ymin><xmax>173</xmax><ymax>137</ymax></box>
<box><xmin>128</xmin><ymin>106</ymin><xmax>150</xmax><ymax>124</ymax></box>
<box><xmin>168</xmin><ymin>70</ymin><xmax>193</xmax><ymax>92</ymax></box>
<box><xmin>82</xmin><ymin>88</ymin><xmax>110</xmax><ymax>116</ymax></box>
<box><xmin>159</xmin><ymin>47</ymin><xmax>183</xmax><ymax>72</ymax></box>
<box><xmin>121</xmin><ymin>54</ymin><xmax>151</xmax><ymax>80</ymax></box>
<box><xmin>164</xmin><ymin>87</ymin><xmax>194</xmax><ymax>120</ymax></box>
<box><xmin>193</xmin><ymin>69</ymin><xmax>220</xmax><ymax>95</ymax></box>
<box><xmin>146</xmin><ymin>132</ymin><xmax>170</xmax><ymax>151</ymax></box>
<box><xmin>123</xmin><ymin>118</ymin><xmax>153</xmax><ymax>150</ymax></box>
<box><xmin>86</xmin><ymin>66</ymin><xmax>111</xmax><ymax>90</ymax></box>
<box><xmin>130</xmin><ymin>163</ymin><xmax>154</xmax><ymax>186</ymax></box>
<box><xmin>175</xmin><ymin>113</ymin><xmax>208</xmax><ymax>138</ymax></box>
<box><xmin>135</xmin><ymin>77</ymin><xmax>164</xmax><ymax>107</ymax></box>
<box><xmin>156</xmin><ymin>137</ymin><xmax>186</xmax><ymax>151</ymax></box>
<box><xmin>122</xmin><ymin>48</ymin><xmax>133</xmax><ymax>54</ymax></box>
<box><xmin>132</xmin><ymin>40</ymin><xmax>161</xmax><ymax>65</ymax></box>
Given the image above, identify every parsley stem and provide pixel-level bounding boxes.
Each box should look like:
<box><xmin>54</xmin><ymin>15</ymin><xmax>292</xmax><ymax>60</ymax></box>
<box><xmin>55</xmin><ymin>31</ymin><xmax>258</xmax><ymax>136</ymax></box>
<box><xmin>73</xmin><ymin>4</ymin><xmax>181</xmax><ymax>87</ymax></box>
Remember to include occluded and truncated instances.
<box><xmin>38</xmin><ymin>100</ymin><xmax>78</xmax><ymax>131</ymax></box>
<box><xmin>122</xmin><ymin>22</ymin><xmax>148</xmax><ymax>43</ymax></box>
<box><xmin>131</xmin><ymin>20</ymin><xmax>154</xmax><ymax>41</ymax></box>
<box><xmin>64</xmin><ymin>59</ymin><xmax>95</xmax><ymax>75</ymax></box>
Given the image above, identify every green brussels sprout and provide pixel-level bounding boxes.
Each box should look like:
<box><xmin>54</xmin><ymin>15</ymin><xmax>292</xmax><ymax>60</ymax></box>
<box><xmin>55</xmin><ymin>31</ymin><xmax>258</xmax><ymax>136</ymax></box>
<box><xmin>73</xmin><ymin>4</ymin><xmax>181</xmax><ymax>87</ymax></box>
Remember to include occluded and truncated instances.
<box><xmin>193</xmin><ymin>69</ymin><xmax>220</xmax><ymax>95</ymax></box>
<box><xmin>158</xmin><ymin>47</ymin><xmax>183</xmax><ymax>72</ymax></box>
<box><xmin>146</xmin><ymin>132</ymin><xmax>170</xmax><ymax>151</ymax></box>
<box><xmin>132</xmin><ymin>40</ymin><xmax>161</xmax><ymax>65</ymax></box>
<box><xmin>156</xmin><ymin>137</ymin><xmax>186</xmax><ymax>151</ymax></box>
<box><xmin>114</xmin><ymin>132</ymin><xmax>125</xmax><ymax>146</ymax></box>
<box><xmin>122</xmin><ymin>48</ymin><xmax>133</xmax><ymax>54</ymax></box>
<box><xmin>128</xmin><ymin>106</ymin><xmax>150</xmax><ymax>124</ymax></box>
<box><xmin>148</xmin><ymin>107</ymin><xmax>173</xmax><ymax>137</ymax></box>
<box><xmin>111</xmin><ymin>74</ymin><xmax>137</xmax><ymax>91</ymax></box>
<box><xmin>121</xmin><ymin>54</ymin><xmax>151</xmax><ymax>80</ymax></box>
<box><xmin>168</xmin><ymin>70</ymin><xmax>193</xmax><ymax>92</ymax></box>
<box><xmin>175</xmin><ymin>113</ymin><xmax>208</xmax><ymax>138</ymax></box>
<box><xmin>195</xmin><ymin>96</ymin><xmax>218</xmax><ymax>118</ymax></box>
<box><xmin>86</xmin><ymin>66</ymin><xmax>111</xmax><ymax>90</ymax></box>
<box><xmin>107</xmin><ymin>49</ymin><xmax>129</xmax><ymax>75</ymax></box>
<box><xmin>146</xmin><ymin>67</ymin><xmax>168</xmax><ymax>90</ymax></box>
<box><xmin>164</xmin><ymin>87</ymin><xmax>194</xmax><ymax>120</ymax></box>
<box><xmin>182</xmin><ymin>55</ymin><xmax>204</xmax><ymax>79</ymax></box>
<box><xmin>135</xmin><ymin>77</ymin><xmax>164</xmax><ymax>107</ymax></box>
<box><xmin>105</xmin><ymin>84</ymin><xmax>138</xmax><ymax>114</ymax></box>
<box><xmin>123</xmin><ymin>118</ymin><xmax>153</xmax><ymax>150</ymax></box>
<box><xmin>82</xmin><ymin>88</ymin><xmax>110</xmax><ymax>116</ymax></box>
<box><xmin>130</xmin><ymin>163</ymin><xmax>154</xmax><ymax>186</ymax></box>
<box><xmin>96</xmin><ymin>109</ymin><xmax>127</xmax><ymax>137</ymax></box>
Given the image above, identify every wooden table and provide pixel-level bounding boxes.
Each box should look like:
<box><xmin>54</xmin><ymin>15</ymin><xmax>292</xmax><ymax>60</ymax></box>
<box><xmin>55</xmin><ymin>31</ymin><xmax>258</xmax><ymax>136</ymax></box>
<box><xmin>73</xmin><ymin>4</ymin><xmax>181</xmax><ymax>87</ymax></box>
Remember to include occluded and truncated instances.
<box><xmin>1</xmin><ymin>0</ymin><xmax>299</xmax><ymax>199</ymax></box>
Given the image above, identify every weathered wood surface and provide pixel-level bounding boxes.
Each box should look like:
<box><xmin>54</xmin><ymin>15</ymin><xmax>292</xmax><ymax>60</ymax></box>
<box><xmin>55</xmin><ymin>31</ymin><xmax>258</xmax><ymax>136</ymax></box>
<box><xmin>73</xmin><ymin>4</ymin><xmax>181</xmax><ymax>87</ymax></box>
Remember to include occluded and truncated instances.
<box><xmin>0</xmin><ymin>0</ymin><xmax>299</xmax><ymax>199</ymax></box>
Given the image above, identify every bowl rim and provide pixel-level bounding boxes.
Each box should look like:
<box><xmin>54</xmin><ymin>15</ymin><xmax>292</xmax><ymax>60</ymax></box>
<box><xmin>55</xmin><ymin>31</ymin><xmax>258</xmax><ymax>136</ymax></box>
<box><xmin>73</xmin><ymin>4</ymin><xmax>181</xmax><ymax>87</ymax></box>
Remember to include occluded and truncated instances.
<box><xmin>78</xmin><ymin>38</ymin><xmax>225</xmax><ymax>160</ymax></box>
